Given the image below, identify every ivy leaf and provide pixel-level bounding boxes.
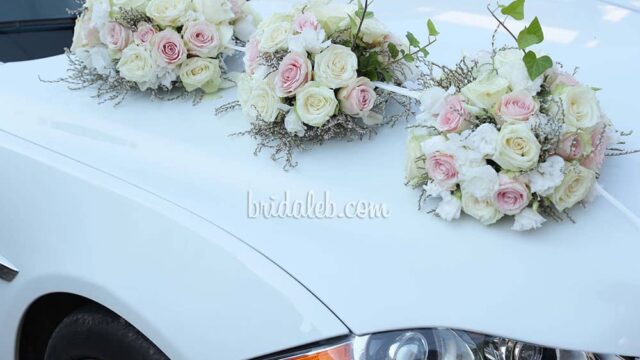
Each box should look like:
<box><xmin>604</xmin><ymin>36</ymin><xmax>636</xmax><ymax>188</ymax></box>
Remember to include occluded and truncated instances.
<box><xmin>420</xmin><ymin>48</ymin><xmax>429</xmax><ymax>57</ymax></box>
<box><xmin>517</xmin><ymin>17</ymin><xmax>544</xmax><ymax>49</ymax></box>
<box><xmin>427</xmin><ymin>19</ymin><xmax>439</xmax><ymax>36</ymax></box>
<box><xmin>403</xmin><ymin>53</ymin><xmax>415</xmax><ymax>62</ymax></box>
<box><xmin>523</xmin><ymin>51</ymin><xmax>552</xmax><ymax>80</ymax></box>
<box><xmin>406</xmin><ymin>31</ymin><xmax>420</xmax><ymax>48</ymax></box>
<box><xmin>388</xmin><ymin>42</ymin><xmax>400</xmax><ymax>59</ymax></box>
<box><xmin>500</xmin><ymin>0</ymin><xmax>525</xmax><ymax>20</ymax></box>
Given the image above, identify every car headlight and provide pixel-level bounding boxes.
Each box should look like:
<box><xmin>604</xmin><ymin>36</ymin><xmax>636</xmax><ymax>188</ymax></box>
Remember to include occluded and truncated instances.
<box><xmin>258</xmin><ymin>329</ymin><xmax>636</xmax><ymax>360</ymax></box>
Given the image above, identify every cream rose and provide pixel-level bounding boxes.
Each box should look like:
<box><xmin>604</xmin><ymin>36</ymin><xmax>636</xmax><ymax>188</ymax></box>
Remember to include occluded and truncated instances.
<box><xmin>462</xmin><ymin>192</ymin><xmax>504</xmax><ymax>225</ymax></box>
<box><xmin>240</xmin><ymin>78</ymin><xmax>281</xmax><ymax>123</ymax></box>
<box><xmin>493</xmin><ymin>124</ymin><xmax>541</xmax><ymax>171</ymax></box>
<box><xmin>461</xmin><ymin>71</ymin><xmax>510</xmax><ymax>110</ymax></box>
<box><xmin>295</xmin><ymin>82</ymin><xmax>338</xmax><ymax>127</ymax></box>
<box><xmin>558</xmin><ymin>86</ymin><xmax>601</xmax><ymax>129</ymax></box>
<box><xmin>314</xmin><ymin>44</ymin><xmax>358</xmax><ymax>89</ymax></box>
<box><xmin>359</xmin><ymin>18</ymin><xmax>388</xmax><ymax>45</ymax></box>
<box><xmin>111</xmin><ymin>0</ymin><xmax>148</xmax><ymax>10</ymax></box>
<box><xmin>258</xmin><ymin>21</ymin><xmax>292</xmax><ymax>52</ymax></box>
<box><xmin>551</xmin><ymin>163</ymin><xmax>596</xmax><ymax>211</ymax></box>
<box><xmin>305</xmin><ymin>0</ymin><xmax>356</xmax><ymax>34</ymax></box>
<box><xmin>145</xmin><ymin>0</ymin><xmax>191</xmax><ymax>27</ymax></box>
<box><xmin>179</xmin><ymin>57</ymin><xmax>222</xmax><ymax>93</ymax></box>
<box><xmin>183</xmin><ymin>21</ymin><xmax>232</xmax><ymax>58</ymax></box>
<box><xmin>405</xmin><ymin>131</ymin><xmax>429</xmax><ymax>187</ymax></box>
<box><xmin>192</xmin><ymin>0</ymin><xmax>235</xmax><ymax>24</ymax></box>
<box><xmin>117</xmin><ymin>44</ymin><xmax>157</xmax><ymax>90</ymax></box>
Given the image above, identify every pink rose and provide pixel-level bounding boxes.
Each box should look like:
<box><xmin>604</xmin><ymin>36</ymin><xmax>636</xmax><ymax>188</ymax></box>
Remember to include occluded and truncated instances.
<box><xmin>547</xmin><ymin>71</ymin><xmax>579</xmax><ymax>90</ymax></box>
<box><xmin>151</xmin><ymin>29</ymin><xmax>186</xmax><ymax>68</ymax></box>
<box><xmin>133</xmin><ymin>22</ymin><xmax>157</xmax><ymax>45</ymax></box>
<box><xmin>556</xmin><ymin>133</ymin><xmax>584</xmax><ymax>161</ymax></box>
<box><xmin>497</xmin><ymin>90</ymin><xmax>537</xmax><ymax>123</ymax></box>
<box><xmin>436</xmin><ymin>95</ymin><xmax>469</xmax><ymax>132</ymax></box>
<box><xmin>183</xmin><ymin>21</ymin><xmax>225</xmax><ymax>58</ymax></box>
<box><xmin>244</xmin><ymin>36</ymin><xmax>260</xmax><ymax>75</ymax></box>
<box><xmin>293</xmin><ymin>13</ymin><xmax>321</xmax><ymax>33</ymax></box>
<box><xmin>581</xmin><ymin>123</ymin><xmax>609</xmax><ymax>172</ymax></box>
<box><xmin>275</xmin><ymin>52</ymin><xmax>312</xmax><ymax>97</ymax></box>
<box><xmin>100</xmin><ymin>21</ymin><xmax>132</xmax><ymax>52</ymax></box>
<box><xmin>426</xmin><ymin>153</ymin><xmax>459</xmax><ymax>189</ymax></box>
<box><xmin>337</xmin><ymin>77</ymin><xmax>377</xmax><ymax>117</ymax></box>
<box><xmin>494</xmin><ymin>175</ymin><xmax>530</xmax><ymax>215</ymax></box>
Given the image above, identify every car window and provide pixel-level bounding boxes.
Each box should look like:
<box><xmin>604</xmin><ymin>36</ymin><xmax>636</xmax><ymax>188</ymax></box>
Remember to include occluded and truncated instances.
<box><xmin>0</xmin><ymin>0</ymin><xmax>80</xmax><ymax>22</ymax></box>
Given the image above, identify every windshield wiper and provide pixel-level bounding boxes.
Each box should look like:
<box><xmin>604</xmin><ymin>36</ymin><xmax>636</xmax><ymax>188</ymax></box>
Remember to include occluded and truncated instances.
<box><xmin>0</xmin><ymin>17</ymin><xmax>75</xmax><ymax>34</ymax></box>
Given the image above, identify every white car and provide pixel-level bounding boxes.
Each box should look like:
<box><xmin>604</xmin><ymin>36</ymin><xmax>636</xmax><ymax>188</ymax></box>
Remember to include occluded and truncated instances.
<box><xmin>1</xmin><ymin>0</ymin><xmax>640</xmax><ymax>359</ymax></box>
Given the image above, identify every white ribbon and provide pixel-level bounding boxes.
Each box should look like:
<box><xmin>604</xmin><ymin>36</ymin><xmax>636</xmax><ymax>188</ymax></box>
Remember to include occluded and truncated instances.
<box><xmin>595</xmin><ymin>183</ymin><xmax>640</xmax><ymax>230</ymax></box>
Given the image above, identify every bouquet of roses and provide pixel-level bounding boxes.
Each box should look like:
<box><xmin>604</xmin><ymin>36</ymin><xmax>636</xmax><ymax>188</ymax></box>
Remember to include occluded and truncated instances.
<box><xmin>54</xmin><ymin>0</ymin><xmax>259</xmax><ymax>104</ymax></box>
<box><xmin>217</xmin><ymin>0</ymin><xmax>439</xmax><ymax>169</ymax></box>
<box><xmin>405</xmin><ymin>0</ymin><xmax>637</xmax><ymax>231</ymax></box>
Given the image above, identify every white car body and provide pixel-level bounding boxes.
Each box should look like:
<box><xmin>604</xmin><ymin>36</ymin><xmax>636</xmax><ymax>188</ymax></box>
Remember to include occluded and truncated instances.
<box><xmin>1</xmin><ymin>0</ymin><xmax>640</xmax><ymax>359</ymax></box>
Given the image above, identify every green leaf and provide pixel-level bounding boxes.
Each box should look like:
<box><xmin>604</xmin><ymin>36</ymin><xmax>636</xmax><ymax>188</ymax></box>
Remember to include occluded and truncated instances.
<box><xmin>523</xmin><ymin>51</ymin><xmax>552</xmax><ymax>80</ymax></box>
<box><xmin>388</xmin><ymin>42</ymin><xmax>400</xmax><ymax>59</ymax></box>
<box><xmin>406</xmin><ymin>31</ymin><xmax>420</xmax><ymax>48</ymax></box>
<box><xmin>403</xmin><ymin>53</ymin><xmax>415</xmax><ymax>62</ymax></box>
<box><xmin>517</xmin><ymin>17</ymin><xmax>544</xmax><ymax>49</ymax></box>
<box><xmin>427</xmin><ymin>19</ymin><xmax>439</xmax><ymax>36</ymax></box>
<box><xmin>357</xmin><ymin>0</ymin><xmax>364</xmax><ymax>11</ymax></box>
<box><xmin>420</xmin><ymin>48</ymin><xmax>429</xmax><ymax>57</ymax></box>
<box><xmin>348</xmin><ymin>14</ymin><xmax>359</xmax><ymax>35</ymax></box>
<box><xmin>500</xmin><ymin>0</ymin><xmax>525</xmax><ymax>20</ymax></box>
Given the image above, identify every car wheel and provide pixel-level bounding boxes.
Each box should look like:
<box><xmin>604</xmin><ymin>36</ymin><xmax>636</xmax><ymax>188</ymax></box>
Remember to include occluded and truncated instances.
<box><xmin>44</xmin><ymin>304</ymin><xmax>169</xmax><ymax>360</ymax></box>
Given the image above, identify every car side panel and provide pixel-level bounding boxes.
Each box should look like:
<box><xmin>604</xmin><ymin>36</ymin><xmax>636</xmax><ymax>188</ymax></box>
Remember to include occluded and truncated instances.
<box><xmin>0</xmin><ymin>132</ymin><xmax>348</xmax><ymax>360</ymax></box>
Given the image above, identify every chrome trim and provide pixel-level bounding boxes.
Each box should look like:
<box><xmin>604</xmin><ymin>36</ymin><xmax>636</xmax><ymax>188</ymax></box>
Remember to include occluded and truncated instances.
<box><xmin>0</xmin><ymin>255</ymin><xmax>18</xmax><ymax>282</ymax></box>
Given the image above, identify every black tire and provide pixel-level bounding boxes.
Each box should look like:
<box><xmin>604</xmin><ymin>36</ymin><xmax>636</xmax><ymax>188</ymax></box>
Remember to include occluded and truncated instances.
<box><xmin>44</xmin><ymin>304</ymin><xmax>170</xmax><ymax>360</ymax></box>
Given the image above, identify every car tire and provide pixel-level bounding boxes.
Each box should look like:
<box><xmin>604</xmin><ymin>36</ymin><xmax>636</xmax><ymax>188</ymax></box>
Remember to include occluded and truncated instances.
<box><xmin>44</xmin><ymin>304</ymin><xmax>170</xmax><ymax>360</ymax></box>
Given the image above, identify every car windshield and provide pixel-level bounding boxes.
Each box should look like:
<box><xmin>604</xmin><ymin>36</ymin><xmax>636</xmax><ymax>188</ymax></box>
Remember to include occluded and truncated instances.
<box><xmin>0</xmin><ymin>0</ymin><xmax>77</xmax><ymax>62</ymax></box>
<box><xmin>0</xmin><ymin>0</ymin><xmax>79</xmax><ymax>22</ymax></box>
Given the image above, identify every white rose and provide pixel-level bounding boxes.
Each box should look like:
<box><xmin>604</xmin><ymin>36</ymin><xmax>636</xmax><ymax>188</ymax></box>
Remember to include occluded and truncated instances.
<box><xmin>557</xmin><ymin>86</ymin><xmax>601</xmax><ymax>129</ymax></box>
<box><xmin>460</xmin><ymin>165</ymin><xmax>499</xmax><ymax>200</ymax></box>
<box><xmin>284</xmin><ymin>110</ymin><xmax>306</xmax><ymax>136</ymax></box>
<box><xmin>179</xmin><ymin>57</ymin><xmax>222</xmax><ymax>93</ymax></box>
<box><xmin>461</xmin><ymin>192</ymin><xmax>503</xmax><ymax>225</ymax></box>
<box><xmin>314</xmin><ymin>44</ymin><xmax>358</xmax><ymax>89</ymax></box>
<box><xmin>237</xmin><ymin>73</ymin><xmax>252</xmax><ymax>106</ymax></box>
<box><xmin>192</xmin><ymin>0</ymin><xmax>235</xmax><ymax>24</ymax></box>
<box><xmin>405</xmin><ymin>130</ymin><xmax>429</xmax><ymax>187</ymax></box>
<box><xmin>461</xmin><ymin>71</ymin><xmax>509</xmax><ymax>110</ymax></box>
<box><xmin>525</xmin><ymin>155</ymin><xmax>565</xmax><ymax>196</ymax></box>
<box><xmin>415</xmin><ymin>87</ymin><xmax>453</xmax><ymax>123</ymax></box>
<box><xmin>551</xmin><ymin>163</ymin><xmax>596</xmax><ymax>211</ymax></box>
<box><xmin>145</xmin><ymin>0</ymin><xmax>191</xmax><ymax>27</ymax></box>
<box><xmin>117</xmin><ymin>44</ymin><xmax>158</xmax><ymax>90</ymax></box>
<box><xmin>304</xmin><ymin>0</ymin><xmax>356</xmax><ymax>34</ymax></box>
<box><xmin>295</xmin><ymin>81</ymin><xmax>338</xmax><ymax>127</ymax></box>
<box><xmin>258</xmin><ymin>21</ymin><xmax>291</xmax><ymax>52</ymax></box>
<box><xmin>493</xmin><ymin>124</ymin><xmax>541</xmax><ymax>171</ymax></box>
<box><xmin>111</xmin><ymin>0</ymin><xmax>148</xmax><ymax>10</ymax></box>
<box><xmin>239</xmin><ymin>77</ymin><xmax>281</xmax><ymax>123</ymax></box>
<box><xmin>359</xmin><ymin>18</ymin><xmax>388</xmax><ymax>45</ymax></box>
<box><xmin>494</xmin><ymin>49</ymin><xmax>543</xmax><ymax>94</ymax></box>
<box><xmin>512</xmin><ymin>208</ymin><xmax>546</xmax><ymax>231</ymax></box>
<box><xmin>436</xmin><ymin>191</ymin><xmax>462</xmax><ymax>221</ymax></box>
<box><xmin>288</xmin><ymin>28</ymin><xmax>331</xmax><ymax>54</ymax></box>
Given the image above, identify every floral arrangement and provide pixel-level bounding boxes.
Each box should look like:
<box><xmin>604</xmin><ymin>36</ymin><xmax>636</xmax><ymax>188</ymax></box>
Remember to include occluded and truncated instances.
<box><xmin>405</xmin><ymin>0</ymin><xmax>638</xmax><ymax>231</ymax></box>
<box><xmin>50</xmin><ymin>0</ymin><xmax>259</xmax><ymax>104</ymax></box>
<box><xmin>216</xmin><ymin>0</ymin><xmax>439</xmax><ymax>169</ymax></box>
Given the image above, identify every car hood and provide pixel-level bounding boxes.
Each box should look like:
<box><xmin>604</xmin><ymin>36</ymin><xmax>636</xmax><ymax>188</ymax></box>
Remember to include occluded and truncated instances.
<box><xmin>2</xmin><ymin>0</ymin><xmax>640</xmax><ymax>356</ymax></box>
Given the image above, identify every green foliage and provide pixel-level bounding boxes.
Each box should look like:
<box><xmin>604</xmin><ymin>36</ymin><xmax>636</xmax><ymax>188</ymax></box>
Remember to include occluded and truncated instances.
<box><xmin>517</xmin><ymin>17</ymin><xmax>544</xmax><ymax>49</ymax></box>
<box><xmin>387</xmin><ymin>42</ymin><xmax>400</xmax><ymax>59</ymax></box>
<box><xmin>523</xmin><ymin>51</ymin><xmax>552</xmax><ymax>80</ymax></box>
<box><xmin>406</xmin><ymin>32</ymin><xmax>420</xmax><ymax>48</ymax></box>
<box><xmin>358</xmin><ymin>52</ymin><xmax>383</xmax><ymax>81</ymax></box>
<box><xmin>427</xmin><ymin>19</ymin><xmax>439</xmax><ymax>36</ymax></box>
<box><xmin>500</xmin><ymin>0</ymin><xmax>525</xmax><ymax>20</ymax></box>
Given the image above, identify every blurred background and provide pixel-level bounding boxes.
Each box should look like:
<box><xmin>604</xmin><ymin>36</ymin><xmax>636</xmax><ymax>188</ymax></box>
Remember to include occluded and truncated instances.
<box><xmin>0</xmin><ymin>0</ymin><xmax>78</xmax><ymax>62</ymax></box>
